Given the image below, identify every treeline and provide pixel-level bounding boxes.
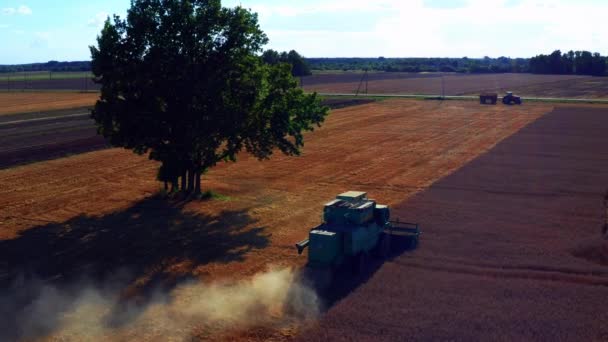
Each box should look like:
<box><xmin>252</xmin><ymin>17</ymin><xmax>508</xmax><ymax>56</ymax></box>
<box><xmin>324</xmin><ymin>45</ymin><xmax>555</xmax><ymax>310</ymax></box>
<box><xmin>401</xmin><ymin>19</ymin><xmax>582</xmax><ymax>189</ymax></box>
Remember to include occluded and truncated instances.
<box><xmin>0</xmin><ymin>61</ymin><xmax>91</xmax><ymax>73</ymax></box>
<box><xmin>306</xmin><ymin>57</ymin><xmax>529</xmax><ymax>73</ymax></box>
<box><xmin>307</xmin><ymin>52</ymin><xmax>608</xmax><ymax>76</ymax></box>
<box><xmin>261</xmin><ymin>49</ymin><xmax>311</xmax><ymax>77</ymax></box>
<box><xmin>529</xmin><ymin>50</ymin><xmax>607</xmax><ymax>76</ymax></box>
<box><xmin>3</xmin><ymin>50</ymin><xmax>607</xmax><ymax>76</ymax></box>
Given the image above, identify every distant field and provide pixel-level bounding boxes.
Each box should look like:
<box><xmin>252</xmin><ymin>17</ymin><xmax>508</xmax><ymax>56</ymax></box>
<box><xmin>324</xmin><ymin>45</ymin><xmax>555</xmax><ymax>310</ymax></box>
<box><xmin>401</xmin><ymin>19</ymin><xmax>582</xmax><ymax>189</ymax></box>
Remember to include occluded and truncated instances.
<box><xmin>0</xmin><ymin>92</ymin><xmax>98</xmax><ymax>116</ymax></box>
<box><xmin>0</xmin><ymin>71</ymin><xmax>97</xmax><ymax>91</ymax></box>
<box><xmin>302</xmin><ymin>72</ymin><xmax>608</xmax><ymax>99</ymax></box>
<box><xmin>4</xmin><ymin>71</ymin><xmax>607</xmax><ymax>98</ymax></box>
<box><xmin>0</xmin><ymin>71</ymin><xmax>92</xmax><ymax>80</ymax></box>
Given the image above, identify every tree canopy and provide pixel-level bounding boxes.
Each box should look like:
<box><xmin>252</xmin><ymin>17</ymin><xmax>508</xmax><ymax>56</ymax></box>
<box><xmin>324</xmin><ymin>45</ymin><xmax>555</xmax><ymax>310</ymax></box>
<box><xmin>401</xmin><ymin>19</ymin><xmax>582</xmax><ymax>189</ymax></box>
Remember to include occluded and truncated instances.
<box><xmin>90</xmin><ymin>0</ymin><xmax>328</xmax><ymax>195</ymax></box>
<box><xmin>529</xmin><ymin>50</ymin><xmax>607</xmax><ymax>76</ymax></box>
<box><xmin>262</xmin><ymin>49</ymin><xmax>312</xmax><ymax>77</ymax></box>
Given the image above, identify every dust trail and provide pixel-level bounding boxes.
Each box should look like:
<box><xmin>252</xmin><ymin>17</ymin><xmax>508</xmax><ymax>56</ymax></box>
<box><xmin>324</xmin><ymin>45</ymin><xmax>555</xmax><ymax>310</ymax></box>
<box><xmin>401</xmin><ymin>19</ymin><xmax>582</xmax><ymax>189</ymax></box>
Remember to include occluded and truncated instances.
<box><xmin>1</xmin><ymin>267</ymin><xmax>320</xmax><ymax>341</ymax></box>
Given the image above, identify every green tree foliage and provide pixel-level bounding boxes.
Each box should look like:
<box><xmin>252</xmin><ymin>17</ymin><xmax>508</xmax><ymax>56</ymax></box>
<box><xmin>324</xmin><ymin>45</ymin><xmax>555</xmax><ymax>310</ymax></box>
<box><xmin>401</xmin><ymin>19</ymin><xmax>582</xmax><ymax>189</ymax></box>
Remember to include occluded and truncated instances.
<box><xmin>90</xmin><ymin>0</ymin><xmax>328</xmax><ymax>195</ymax></box>
<box><xmin>529</xmin><ymin>50</ymin><xmax>607</xmax><ymax>76</ymax></box>
<box><xmin>262</xmin><ymin>49</ymin><xmax>312</xmax><ymax>77</ymax></box>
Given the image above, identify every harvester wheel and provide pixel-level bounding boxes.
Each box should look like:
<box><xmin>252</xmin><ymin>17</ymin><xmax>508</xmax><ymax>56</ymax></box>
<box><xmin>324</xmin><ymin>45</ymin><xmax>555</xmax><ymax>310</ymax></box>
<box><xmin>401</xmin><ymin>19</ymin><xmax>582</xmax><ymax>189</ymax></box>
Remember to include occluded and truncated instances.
<box><xmin>376</xmin><ymin>233</ymin><xmax>391</xmax><ymax>258</ymax></box>
<box><xmin>352</xmin><ymin>252</ymin><xmax>368</xmax><ymax>275</ymax></box>
<box><xmin>301</xmin><ymin>266</ymin><xmax>333</xmax><ymax>292</ymax></box>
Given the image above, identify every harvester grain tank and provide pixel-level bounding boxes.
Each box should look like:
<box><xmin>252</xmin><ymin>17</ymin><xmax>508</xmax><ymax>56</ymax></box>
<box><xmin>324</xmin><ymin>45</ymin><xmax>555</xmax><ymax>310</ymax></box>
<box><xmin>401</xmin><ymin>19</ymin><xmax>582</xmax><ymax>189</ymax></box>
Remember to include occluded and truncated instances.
<box><xmin>479</xmin><ymin>93</ymin><xmax>498</xmax><ymax>105</ymax></box>
<box><xmin>295</xmin><ymin>191</ymin><xmax>420</xmax><ymax>288</ymax></box>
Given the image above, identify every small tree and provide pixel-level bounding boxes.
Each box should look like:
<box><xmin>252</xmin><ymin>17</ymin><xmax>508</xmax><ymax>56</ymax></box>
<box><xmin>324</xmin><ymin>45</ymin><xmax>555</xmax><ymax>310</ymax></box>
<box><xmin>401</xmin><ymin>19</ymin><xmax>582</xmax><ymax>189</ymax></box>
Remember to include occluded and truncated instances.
<box><xmin>90</xmin><ymin>0</ymin><xmax>328</xmax><ymax>196</ymax></box>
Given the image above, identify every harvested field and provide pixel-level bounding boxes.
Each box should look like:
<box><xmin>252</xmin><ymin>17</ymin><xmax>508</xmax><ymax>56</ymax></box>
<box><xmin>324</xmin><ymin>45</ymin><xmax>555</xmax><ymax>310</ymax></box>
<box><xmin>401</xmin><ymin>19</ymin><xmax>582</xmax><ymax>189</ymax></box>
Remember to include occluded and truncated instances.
<box><xmin>0</xmin><ymin>97</ymin><xmax>371</xmax><ymax>170</ymax></box>
<box><xmin>7</xmin><ymin>72</ymin><xmax>608</xmax><ymax>99</ymax></box>
<box><xmin>302</xmin><ymin>72</ymin><xmax>443</xmax><ymax>86</ymax></box>
<box><xmin>2</xmin><ymin>77</ymin><xmax>99</xmax><ymax>92</ymax></box>
<box><xmin>512</xmin><ymin>76</ymin><xmax>608</xmax><ymax>98</ymax></box>
<box><xmin>303</xmin><ymin>105</ymin><xmax>608</xmax><ymax>341</ymax></box>
<box><xmin>0</xmin><ymin>99</ymin><xmax>554</xmax><ymax>340</ymax></box>
<box><xmin>0</xmin><ymin>92</ymin><xmax>98</xmax><ymax>116</ymax></box>
<box><xmin>303</xmin><ymin>72</ymin><xmax>605</xmax><ymax>98</ymax></box>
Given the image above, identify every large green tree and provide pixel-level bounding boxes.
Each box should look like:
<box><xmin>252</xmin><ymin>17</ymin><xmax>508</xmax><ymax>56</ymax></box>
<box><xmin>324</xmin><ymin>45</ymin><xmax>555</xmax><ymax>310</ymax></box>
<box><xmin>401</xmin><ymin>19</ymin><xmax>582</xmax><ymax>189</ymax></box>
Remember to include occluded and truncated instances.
<box><xmin>90</xmin><ymin>0</ymin><xmax>328</xmax><ymax>195</ymax></box>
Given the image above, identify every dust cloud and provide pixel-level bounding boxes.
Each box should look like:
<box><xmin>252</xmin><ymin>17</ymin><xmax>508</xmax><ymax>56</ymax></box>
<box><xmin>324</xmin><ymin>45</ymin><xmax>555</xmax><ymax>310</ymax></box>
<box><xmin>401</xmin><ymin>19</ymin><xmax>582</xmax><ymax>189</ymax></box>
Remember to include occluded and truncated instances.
<box><xmin>0</xmin><ymin>267</ymin><xmax>320</xmax><ymax>341</ymax></box>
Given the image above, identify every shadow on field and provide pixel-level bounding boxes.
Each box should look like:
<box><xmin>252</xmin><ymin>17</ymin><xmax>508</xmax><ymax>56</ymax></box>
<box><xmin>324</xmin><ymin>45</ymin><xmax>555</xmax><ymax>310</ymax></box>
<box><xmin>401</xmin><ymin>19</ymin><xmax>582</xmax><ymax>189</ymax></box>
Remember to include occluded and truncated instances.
<box><xmin>317</xmin><ymin>236</ymin><xmax>418</xmax><ymax>310</ymax></box>
<box><xmin>0</xmin><ymin>195</ymin><xmax>269</xmax><ymax>340</ymax></box>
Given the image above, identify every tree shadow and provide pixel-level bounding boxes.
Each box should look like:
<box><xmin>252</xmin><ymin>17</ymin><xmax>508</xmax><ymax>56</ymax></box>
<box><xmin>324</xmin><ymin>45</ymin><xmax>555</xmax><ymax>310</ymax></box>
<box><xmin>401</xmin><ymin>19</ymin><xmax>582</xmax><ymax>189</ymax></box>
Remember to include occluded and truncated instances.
<box><xmin>0</xmin><ymin>195</ymin><xmax>269</xmax><ymax>340</ymax></box>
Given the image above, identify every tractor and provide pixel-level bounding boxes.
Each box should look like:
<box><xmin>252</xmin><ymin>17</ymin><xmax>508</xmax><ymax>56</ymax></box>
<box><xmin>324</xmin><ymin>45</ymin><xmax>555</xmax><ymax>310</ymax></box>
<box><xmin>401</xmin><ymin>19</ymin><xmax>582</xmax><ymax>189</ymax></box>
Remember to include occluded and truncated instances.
<box><xmin>502</xmin><ymin>91</ymin><xmax>522</xmax><ymax>105</ymax></box>
<box><xmin>295</xmin><ymin>191</ymin><xmax>420</xmax><ymax>289</ymax></box>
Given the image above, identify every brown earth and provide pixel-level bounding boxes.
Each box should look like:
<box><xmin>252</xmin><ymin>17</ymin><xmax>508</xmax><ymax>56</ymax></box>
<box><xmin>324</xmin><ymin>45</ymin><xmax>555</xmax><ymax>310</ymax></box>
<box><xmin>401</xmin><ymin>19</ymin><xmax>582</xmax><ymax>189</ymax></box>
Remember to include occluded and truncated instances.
<box><xmin>5</xmin><ymin>72</ymin><xmax>607</xmax><ymax>99</ymax></box>
<box><xmin>303</xmin><ymin>105</ymin><xmax>608</xmax><ymax>341</ymax></box>
<box><xmin>303</xmin><ymin>72</ymin><xmax>605</xmax><ymax>98</ymax></box>
<box><xmin>0</xmin><ymin>98</ymin><xmax>369</xmax><ymax>170</ymax></box>
<box><xmin>0</xmin><ymin>99</ymin><xmax>554</xmax><ymax>340</ymax></box>
<box><xmin>0</xmin><ymin>92</ymin><xmax>98</xmax><ymax>116</ymax></box>
<box><xmin>2</xmin><ymin>77</ymin><xmax>99</xmax><ymax>92</ymax></box>
<box><xmin>512</xmin><ymin>76</ymin><xmax>608</xmax><ymax>98</ymax></box>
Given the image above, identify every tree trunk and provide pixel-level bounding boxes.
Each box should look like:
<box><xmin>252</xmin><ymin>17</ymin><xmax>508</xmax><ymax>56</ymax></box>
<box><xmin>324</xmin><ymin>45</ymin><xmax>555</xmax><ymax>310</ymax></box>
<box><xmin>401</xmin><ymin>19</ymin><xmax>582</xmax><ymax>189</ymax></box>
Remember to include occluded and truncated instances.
<box><xmin>188</xmin><ymin>168</ymin><xmax>195</xmax><ymax>194</ymax></box>
<box><xmin>170</xmin><ymin>179</ymin><xmax>177</xmax><ymax>193</ymax></box>
<box><xmin>194</xmin><ymin>169</ymin><xmax>201</xmax><ymax>195</ymax></box>
<box><xmin>164</xmin><ymin>180</ymin><xmax>168</xmax><ymax>192</ymax></box>
<box><xmin>181</xmin><ymin>170</ymin><xmax>187</xmax><ymax>192</ymax></box>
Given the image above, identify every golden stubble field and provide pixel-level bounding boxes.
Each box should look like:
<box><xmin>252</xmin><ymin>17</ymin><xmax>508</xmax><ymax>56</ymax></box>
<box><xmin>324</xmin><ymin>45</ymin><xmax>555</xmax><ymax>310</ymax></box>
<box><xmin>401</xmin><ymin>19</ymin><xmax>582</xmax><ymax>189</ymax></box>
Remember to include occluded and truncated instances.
<box><xmin>0</xmin><ymin>99</ymin><xmax>554</xmax><ymax>340</ymax></box>
<box><xmin>0</xmin><ymin>92</ymin><xmax>99</xmax><ymax>116</ymax></box>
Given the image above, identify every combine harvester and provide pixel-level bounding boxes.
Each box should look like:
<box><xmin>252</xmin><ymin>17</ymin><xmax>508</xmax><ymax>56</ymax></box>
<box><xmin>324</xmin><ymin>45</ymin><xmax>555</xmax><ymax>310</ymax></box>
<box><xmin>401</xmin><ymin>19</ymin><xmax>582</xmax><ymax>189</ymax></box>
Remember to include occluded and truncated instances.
<box><xmin>295</xmin><ymin>191</ymin><xmax>420</xmax><ymax>289</ymax></box>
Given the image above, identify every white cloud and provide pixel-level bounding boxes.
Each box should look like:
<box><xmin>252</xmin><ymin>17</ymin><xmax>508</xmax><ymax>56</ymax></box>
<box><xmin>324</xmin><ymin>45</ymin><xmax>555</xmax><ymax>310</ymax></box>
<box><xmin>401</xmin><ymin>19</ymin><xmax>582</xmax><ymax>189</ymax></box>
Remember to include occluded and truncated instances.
<box><xmin>2</xmin><ymin>5</ymin><xmax>32</xmax><ymax>15</ymax></box>
<box><xmin>249</xmin><ymin>0</ymin><xmax>608</xmax><ymax>57</ymax></box>
<box><xmin>17</xmin><ymin>5</ymin><xmax>32</xmax><ymax>15</ymax></box>
<box><xmin>87</xmin><ymin>12</ymin><xmax>108</xmax><ymax>28</ymax></box>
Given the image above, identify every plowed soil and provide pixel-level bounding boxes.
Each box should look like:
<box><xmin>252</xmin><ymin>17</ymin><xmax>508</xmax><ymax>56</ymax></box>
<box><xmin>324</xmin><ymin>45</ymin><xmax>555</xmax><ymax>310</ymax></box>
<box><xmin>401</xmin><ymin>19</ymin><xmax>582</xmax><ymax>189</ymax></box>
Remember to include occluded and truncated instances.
<box><xmin>0</xmin><ymin>100</ymin><xmax>554</xmax><ymax>340</ymax></box>
<box><xmin>303</xmin><ymin>105</ymin><xmax>608</xmax><ymax>341</ymax></box>
<box><xmin>0</xmin><ymin>92</ymin><xmax>98</xmax><ymax>116</ymax></box>
<box><xmin>303</xmin><ymin>72</ymin><xmax>606</xmax><ymax>98</ymax></box>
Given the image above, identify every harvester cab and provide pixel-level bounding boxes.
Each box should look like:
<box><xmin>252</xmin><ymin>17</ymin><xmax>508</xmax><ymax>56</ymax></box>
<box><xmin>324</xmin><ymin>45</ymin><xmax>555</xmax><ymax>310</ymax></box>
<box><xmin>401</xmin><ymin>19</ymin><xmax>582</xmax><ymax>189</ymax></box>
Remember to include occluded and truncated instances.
<box><xmin>502</xmin><ymin>91</ymin><xmax>522</xmax><ymax>105</ymax></box>
<box><xmin>295</xmin><ymin>191</ymin><xmax>420</xmax><ymax>289</ymax></box>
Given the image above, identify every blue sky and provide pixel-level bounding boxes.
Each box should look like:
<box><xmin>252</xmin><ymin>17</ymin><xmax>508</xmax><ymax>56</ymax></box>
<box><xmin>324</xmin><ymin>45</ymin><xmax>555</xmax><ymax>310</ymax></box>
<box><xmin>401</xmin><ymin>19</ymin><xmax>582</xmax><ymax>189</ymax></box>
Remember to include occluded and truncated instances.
<box><xmin>1</xmin><ymin>0</ymin><xmax>607</xmax><ymax>64</ymax></box>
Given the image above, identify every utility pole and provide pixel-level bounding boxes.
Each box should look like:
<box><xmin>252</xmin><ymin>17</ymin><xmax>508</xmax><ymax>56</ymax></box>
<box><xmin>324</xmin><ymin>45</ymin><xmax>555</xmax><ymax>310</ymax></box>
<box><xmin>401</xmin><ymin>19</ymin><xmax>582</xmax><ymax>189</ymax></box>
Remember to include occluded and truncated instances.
<box><xmin>441</xmin><ymin>73</ymin><xmax>445</xmax><ymax>100</ymax></box>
